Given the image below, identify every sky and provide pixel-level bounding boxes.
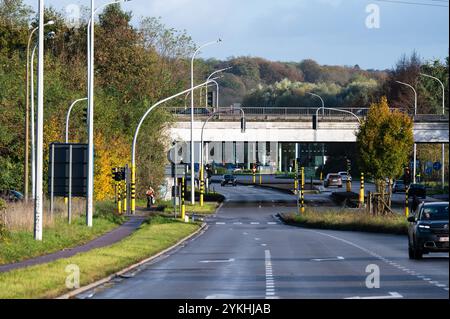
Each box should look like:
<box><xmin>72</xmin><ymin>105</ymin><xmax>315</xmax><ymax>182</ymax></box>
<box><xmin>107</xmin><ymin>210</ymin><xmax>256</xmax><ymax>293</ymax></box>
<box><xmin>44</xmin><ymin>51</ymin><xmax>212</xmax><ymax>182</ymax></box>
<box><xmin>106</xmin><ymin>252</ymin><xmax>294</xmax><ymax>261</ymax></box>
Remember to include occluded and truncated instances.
<box><xmin>23</xmin><ymin>0</ymin><xmax>449</xmax><ymax>70</ymax></box>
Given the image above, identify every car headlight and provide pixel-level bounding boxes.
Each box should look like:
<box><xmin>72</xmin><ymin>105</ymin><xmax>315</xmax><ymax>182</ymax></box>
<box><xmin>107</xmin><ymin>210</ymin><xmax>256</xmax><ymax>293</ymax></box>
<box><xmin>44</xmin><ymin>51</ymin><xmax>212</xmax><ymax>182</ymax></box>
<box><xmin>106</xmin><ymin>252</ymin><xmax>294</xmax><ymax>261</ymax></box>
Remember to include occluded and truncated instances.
<box><xmin>418</xmin><ymin>224</ymin><xmax>431</xmax><ymax>232</ymax></box>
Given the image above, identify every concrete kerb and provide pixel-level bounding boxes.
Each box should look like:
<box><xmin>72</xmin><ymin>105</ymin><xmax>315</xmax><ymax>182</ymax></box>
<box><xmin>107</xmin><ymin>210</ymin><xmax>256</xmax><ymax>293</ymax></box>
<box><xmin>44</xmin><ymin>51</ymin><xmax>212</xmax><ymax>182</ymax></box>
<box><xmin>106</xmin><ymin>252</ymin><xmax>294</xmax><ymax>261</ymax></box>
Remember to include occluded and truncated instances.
<box><xmin>57</xmin><ymin>222</ymin><xmax>208</xmax><ymax>299</ymax></box>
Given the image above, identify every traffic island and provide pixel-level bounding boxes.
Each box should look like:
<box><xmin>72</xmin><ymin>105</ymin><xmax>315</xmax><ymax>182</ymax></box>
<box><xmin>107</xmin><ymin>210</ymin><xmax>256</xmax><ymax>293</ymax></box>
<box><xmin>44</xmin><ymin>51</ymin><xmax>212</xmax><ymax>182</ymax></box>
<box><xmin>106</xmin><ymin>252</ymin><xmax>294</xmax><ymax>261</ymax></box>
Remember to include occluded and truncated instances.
<box><xmin>278</xmin><ymin>210</ymin><xmax>408</xmax><ymax>235</ymax></box>
<box><xmin>330</xmin><ymin>192</ymin><xmax>360</xmax><ymax>208</ymax></box>
<box><xmin>0</xmin><ymin>216</ymin><xmax>202</xmax><ymax>299</ymax></box>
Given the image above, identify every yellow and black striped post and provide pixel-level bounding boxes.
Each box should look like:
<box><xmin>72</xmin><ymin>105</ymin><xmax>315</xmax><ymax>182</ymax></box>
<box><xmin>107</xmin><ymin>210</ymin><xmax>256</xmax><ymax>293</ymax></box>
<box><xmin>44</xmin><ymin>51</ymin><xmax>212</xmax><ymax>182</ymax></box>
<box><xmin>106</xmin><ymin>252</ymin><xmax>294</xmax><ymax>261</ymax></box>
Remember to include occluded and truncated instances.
<box><xmin>294</xmin><ymin>159</ymin><xmax>298</xmax><ymax>194</ymax></box>
<box><xmin>359</xmin><ymin>172</ymin><xmax>365</xmax><ymax>208</ymax></box>
<box><xmin>130</xmin><ymin>165</ymin><xmax>136</xmax><ymax>215</ymax></box>
<box><xmin>300</xmin><ymin>167</ymin><xmax>305</xmax><ymax>214</ymax></box>
<box><xmin>117</xmin><ymin>181</ymin><xmax>122</xmax><ymax>215</ymax></box>
<box><xmin>181</xmin><ymin>176</ymin><xmax>186</xmax><ymax>221</ymax></box>
<box><xmin>200</xmin><ymin>165</ymin><xmax>204</xmax><ymax>207</ymax></box>
<box><xmin>122</xmin><ymin>179</ymin><xmax>127</xmax><ymax>214</ymax></box>
<box><xmin>405</xmin><ymin>186</ymin><xmax>410</xmax><ymax>217</ymax></box>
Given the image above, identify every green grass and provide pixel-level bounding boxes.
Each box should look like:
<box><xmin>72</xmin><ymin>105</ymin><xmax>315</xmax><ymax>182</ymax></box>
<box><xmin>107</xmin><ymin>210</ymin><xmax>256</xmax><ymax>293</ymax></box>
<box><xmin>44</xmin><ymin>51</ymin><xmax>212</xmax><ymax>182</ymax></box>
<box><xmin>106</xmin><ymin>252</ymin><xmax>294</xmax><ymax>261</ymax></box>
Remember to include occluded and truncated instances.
<box><xmin>161</xmin><ymin>200</ymin><xmax>219</xmax><ymax>215</ymax></box>
<box><xmin>0</xmin><ymin>201</ymin><xmax>124</xmax><ymax>265</ymax></box>
<box><xmin>0</xmin><ymin>216</ymin><xmax>199</xmax><ymax>299</ymax></box>
<box><xmin>281</xmin><ymin>209</ymin><xmax>408</xmax><ymax>235</ymax></box>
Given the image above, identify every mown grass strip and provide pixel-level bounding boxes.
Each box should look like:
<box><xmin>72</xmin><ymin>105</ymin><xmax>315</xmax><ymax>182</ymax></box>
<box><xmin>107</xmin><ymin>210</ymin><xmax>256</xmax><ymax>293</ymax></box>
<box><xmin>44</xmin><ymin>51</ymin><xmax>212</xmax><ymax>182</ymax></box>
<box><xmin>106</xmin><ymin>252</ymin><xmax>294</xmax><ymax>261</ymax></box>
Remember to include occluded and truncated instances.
<box><xmin>281</xmin><ymin>209</ymin><xmax>408</xmax><ymax>235</ymax></box>
<box><xmin>0</xmin><ymin>202</ymin><xmax>124</xmax><ymax>265</ymax></box>
<box><xmin>0</xmin><ymin>216</ymin><xmax>199</xmax><ymax>299</ymax></box>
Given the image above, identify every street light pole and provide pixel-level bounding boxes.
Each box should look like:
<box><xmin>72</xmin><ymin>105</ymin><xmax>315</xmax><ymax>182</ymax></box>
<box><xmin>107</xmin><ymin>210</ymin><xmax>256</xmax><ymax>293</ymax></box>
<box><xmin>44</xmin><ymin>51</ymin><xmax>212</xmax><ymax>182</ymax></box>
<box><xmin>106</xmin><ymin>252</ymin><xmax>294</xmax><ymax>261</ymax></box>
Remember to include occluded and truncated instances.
<box><xmin>30</xmin><ymin>43</ymin><xmax>38</xmax><ymax>200</ymax></box>
<box><xmin>25</xmin><ymin>20</ymin><xmax>54</xmax><ymax>202</ymax></box>
<box><xmin>86</xmin><ymin>0</ymin><xmax>131</xmax><ymax>227</ymax></box>
<box><xmin>396</xmin><ymin>80</ymin><xmax>418</xmax><ymax>184</ymax></box>
<box><xmin>206</xmin><ymin>67</ymin><xmax>232</xmax><ymax>109</ymax></box>
<box><xmin>24</xmin><ymin>25</ymin><xmax>38</xmax><ymax>203</ymax></box>
<box><xmin>34</xmin><ymin>0</ymin><xmax>45</xmax><ymax>241</ymax></box>
<box><xmin>307</xmin><ymin>92</ymin><xmax>325</xmax><ymax>116</ymax></box>
<box><xmin>190</xmin><ymin>39</ymin><xmax>221</xmax><ymax>205</ymax></box>
<box><xmin>420</xmin><ymin>73</ymin><xmax>446</xmax><ymax>189</ymax></box>
<box><xmin>65</xmin><ymin>98</ymin><xmax>88</xmax><ymax>143</ymax></box>
<box><xmin>131</xmin><ymin>80</ymin><xmax>217</xmax><ymax>214</ymax></box>
<box><xmin>199</xmin><ymin>107</ymin><xmax>246</xmax><ymax>206</ymax></box>
<box><xmin>86</xmin><ymin>0</ymin><xmax>95</xmax><ymax>228</ymax></box>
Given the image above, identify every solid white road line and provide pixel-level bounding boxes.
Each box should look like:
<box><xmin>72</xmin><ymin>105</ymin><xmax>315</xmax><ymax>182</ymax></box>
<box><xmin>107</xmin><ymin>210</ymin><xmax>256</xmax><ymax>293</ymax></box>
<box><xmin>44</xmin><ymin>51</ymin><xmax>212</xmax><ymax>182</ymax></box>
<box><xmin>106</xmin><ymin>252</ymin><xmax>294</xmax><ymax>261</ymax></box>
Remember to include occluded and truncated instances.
<box><xmin>346</xmin><ymin>292</ymin><xmax>403</xmax><ymax>299</ymax></box>
<box><xmin>199</xmin><ymin>258</ymin><xmax>235</xmax><ymax>263</ymax></box>
<box><xmin>312</xmin><ymin>256</ymin><xmax>345</xmax><ymax>262</ymax></box>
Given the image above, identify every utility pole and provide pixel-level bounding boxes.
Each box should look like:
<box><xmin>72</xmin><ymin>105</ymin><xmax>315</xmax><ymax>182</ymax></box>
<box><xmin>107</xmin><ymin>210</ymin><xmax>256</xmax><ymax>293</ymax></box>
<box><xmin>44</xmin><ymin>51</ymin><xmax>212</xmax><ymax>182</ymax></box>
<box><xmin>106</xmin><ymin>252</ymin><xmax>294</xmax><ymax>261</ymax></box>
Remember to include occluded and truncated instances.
<box><xmin>34</xmin><ymin>0</ymin><xmax>45</xmax><ymax>241</ymax></box>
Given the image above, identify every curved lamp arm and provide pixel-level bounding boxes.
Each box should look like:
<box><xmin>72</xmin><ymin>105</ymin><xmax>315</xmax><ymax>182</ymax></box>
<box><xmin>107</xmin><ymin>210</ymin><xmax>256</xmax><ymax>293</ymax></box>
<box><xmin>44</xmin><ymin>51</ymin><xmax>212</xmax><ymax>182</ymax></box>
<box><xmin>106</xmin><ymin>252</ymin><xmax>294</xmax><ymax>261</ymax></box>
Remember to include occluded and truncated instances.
<box><xmin>315</xmin><ymin>107</ymin><xmax>362</xmax><ymax>124</ymax></box>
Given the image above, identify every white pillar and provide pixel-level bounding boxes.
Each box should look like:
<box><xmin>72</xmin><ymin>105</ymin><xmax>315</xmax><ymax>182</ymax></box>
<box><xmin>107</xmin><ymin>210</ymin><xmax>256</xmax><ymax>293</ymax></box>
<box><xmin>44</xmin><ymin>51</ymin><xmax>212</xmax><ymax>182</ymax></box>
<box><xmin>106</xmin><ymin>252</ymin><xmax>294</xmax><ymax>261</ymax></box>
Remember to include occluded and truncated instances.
<box><xmin>34</xmin><ymin>0</ymin><xmax>45</xmax><ymax>241</ymax></box>
<box><xmin>278</xmin><ymin>143</ymin><xmax>282</xmax><ymax>172</ymax></box>
<box><xmin>413</xmin><ymin>143</ymin><xmax>417</xmax><ymax>184</ymax></box>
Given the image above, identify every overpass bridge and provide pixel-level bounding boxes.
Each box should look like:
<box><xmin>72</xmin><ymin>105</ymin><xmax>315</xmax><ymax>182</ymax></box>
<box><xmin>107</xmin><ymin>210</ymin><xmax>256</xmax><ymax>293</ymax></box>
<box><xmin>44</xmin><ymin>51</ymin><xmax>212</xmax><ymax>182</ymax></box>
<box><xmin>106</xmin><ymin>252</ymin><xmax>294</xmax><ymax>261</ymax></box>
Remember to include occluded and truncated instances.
<box><xmin>166</xmin><ymin>107</ymin><xmax>448</xmax><ymax>172</ymax></box>
<box><xmin>168</xmin><ymin>107</ymin><xmax>449</xmax><ymax>144</ymax></box>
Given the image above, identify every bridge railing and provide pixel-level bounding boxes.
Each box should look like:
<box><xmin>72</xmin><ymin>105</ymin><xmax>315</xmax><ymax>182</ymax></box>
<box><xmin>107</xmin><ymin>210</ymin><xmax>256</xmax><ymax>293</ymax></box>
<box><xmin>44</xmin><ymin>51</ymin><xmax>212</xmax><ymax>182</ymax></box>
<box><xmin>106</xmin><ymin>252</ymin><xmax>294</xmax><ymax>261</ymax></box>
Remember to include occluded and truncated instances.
<box><xmin>166</xmin><ymin>106</ymin><xmax>448</xmax><ymax>122</ymax></box>
<box><xmin>166</xmin><ymin>106</ymin><xmax>371</xmax><ymax>121</ymax></box>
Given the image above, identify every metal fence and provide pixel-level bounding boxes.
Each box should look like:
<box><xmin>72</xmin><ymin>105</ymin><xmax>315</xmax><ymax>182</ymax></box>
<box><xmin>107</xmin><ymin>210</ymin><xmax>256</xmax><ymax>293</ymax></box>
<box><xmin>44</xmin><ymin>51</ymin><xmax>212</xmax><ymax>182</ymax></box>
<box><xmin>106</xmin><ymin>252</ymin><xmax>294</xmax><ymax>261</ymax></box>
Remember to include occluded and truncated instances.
<box><xmin>166</xmin><ymin>106</ymin><xmax>448</xmax><ymax>122</ymax></box>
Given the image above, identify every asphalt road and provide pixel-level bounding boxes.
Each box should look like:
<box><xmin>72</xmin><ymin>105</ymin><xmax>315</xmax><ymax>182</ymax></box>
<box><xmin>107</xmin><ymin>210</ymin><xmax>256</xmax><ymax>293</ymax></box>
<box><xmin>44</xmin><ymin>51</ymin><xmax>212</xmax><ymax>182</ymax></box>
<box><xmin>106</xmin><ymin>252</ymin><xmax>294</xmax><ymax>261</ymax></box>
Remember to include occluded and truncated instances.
<box><xmin>82</xmin><ymin>184</ymin><xmax>449</xmax><ymax>299</ymax></box>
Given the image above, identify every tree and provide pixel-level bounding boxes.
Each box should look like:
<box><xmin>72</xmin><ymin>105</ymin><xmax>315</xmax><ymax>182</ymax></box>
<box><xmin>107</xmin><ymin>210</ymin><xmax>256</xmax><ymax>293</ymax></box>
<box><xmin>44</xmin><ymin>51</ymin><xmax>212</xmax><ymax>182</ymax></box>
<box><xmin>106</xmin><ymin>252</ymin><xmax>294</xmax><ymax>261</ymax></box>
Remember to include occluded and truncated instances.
<box><xmin>356</xmin><ymin>96</ymin><xmax>414</xmax><ymax>214</ymax></box>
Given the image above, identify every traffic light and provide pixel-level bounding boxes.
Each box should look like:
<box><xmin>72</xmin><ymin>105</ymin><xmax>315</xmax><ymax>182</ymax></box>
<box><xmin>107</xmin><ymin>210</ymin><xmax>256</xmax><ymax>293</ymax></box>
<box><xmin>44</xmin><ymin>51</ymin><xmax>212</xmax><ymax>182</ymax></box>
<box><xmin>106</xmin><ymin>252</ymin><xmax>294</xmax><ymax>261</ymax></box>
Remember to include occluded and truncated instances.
<box><xmin>207</xmin><ymin>91</ymin><xmax>214</xmax><ymax>108</ymax></box>
<box><xmin>312</xmin><ymin>115</ymin><xmax>317</xmax><ymax>130</ymax></box>
<box><xmin>82</xmin><ymin>107</ymin><xmax>88</xmax><ymax>123</ymax></box>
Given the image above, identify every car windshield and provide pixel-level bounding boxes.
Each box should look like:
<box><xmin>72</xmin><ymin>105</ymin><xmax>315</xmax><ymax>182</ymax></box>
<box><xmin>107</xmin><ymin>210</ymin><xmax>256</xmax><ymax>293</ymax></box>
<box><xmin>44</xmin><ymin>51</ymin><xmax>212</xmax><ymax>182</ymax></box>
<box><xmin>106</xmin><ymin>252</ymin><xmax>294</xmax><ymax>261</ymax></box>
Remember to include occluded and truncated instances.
<box><xmin>420</xmin><ymin>204</ymin><xmax>449</xmax><ymax>221</ymax></box>
<box><xmin>396</xmin><ymin>181</ymin><xmax>404</xmax><ymax>185</ymax></box>
<box><xmin>329</xmin><ymin>175</ymin><xmax>340</xmax><ymax>179</ymax></box>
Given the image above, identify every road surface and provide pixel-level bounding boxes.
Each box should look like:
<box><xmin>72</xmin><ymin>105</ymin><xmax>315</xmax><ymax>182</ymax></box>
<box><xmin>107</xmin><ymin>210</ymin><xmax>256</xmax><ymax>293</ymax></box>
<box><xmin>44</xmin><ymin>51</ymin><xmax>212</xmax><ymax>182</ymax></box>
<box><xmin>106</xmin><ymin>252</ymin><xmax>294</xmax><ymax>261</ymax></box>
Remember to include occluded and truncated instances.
<box><xmin>81</xmin><ymin>184</ymin><xmax>449</xmax><ymax>299</ymax></box>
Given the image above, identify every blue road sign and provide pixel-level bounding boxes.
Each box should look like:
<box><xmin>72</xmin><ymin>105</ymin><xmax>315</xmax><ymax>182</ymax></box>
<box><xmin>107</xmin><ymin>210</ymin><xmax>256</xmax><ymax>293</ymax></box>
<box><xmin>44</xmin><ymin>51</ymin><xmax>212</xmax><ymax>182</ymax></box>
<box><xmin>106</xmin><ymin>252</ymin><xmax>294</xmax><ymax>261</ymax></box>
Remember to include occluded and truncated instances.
<box><xmin>425</xmin><ymin>167</ymin><xmax>433</xmax><ymax>175</ymax></box>
<box><xmin>433</xmin><ymin>162</ymin><xmax>442</xmax><ymax>171</ymax></box>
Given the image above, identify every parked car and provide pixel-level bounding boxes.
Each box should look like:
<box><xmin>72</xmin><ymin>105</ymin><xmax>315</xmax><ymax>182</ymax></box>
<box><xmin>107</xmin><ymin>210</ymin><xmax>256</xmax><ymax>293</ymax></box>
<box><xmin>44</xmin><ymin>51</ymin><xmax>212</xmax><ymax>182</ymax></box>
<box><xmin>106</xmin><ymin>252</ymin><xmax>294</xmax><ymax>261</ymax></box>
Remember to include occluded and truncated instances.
<box><xmin>221</xmin><ymin>174</ymin><xmax>237</xmax><ymax>187</ymax></box>
<box><xmin>337</xmin><ymin>171</ymin><xmax>352</xmax><ymax>182</ymax></box>
<box><xmin>407</xmin><ymin>202</ymin><xmax>449</xmax><ymax>259</ymax></box>
<box><xmin>0</xmin><ymin>189</ymin><xmax>24</xmax><ymax>202</ymax></box>
<box><xmin>408</xmin><ymin>184</ymin><xmax>427</xmax><ymax>199</ymax></box>
<box><xmin>324</xmin><ymin>174</ymin><xmax>343</xmax><ymax>188</ymax></box>
<box><xmin>393</xmin><ymin>180</ymin><xmax>407</xmax><ymax>193</ymax></box>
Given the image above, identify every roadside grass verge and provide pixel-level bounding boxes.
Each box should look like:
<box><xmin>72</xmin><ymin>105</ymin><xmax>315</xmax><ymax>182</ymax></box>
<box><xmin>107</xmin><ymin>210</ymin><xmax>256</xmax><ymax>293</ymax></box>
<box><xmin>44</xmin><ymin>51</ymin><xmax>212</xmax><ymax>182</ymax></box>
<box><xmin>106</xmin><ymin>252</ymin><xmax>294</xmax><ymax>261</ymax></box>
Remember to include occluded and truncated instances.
<box><xmin>280</xmin><ymin>209</ymin><xmax>408</xmax><ymax>235</ymax></box>
<box><xmin>0</xmin><ymin>216</ymin><xmax>199</xmax><ymax>299</ymax></box>
<box><xmin>161</xmin><ymin>200</ymin><xmax>219</xmax><ymax>215</ymax></box>
<box><xmin>0</xmin><ymin>201</ymin><xmax>124</xmax><ymax>265</ymax></box>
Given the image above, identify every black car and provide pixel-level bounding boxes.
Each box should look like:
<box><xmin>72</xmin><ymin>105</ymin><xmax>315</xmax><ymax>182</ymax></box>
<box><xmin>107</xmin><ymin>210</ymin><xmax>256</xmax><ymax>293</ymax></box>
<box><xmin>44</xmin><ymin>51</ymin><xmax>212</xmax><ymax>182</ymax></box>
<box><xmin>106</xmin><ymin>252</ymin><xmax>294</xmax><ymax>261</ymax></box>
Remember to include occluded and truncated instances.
<box><xmin>407</xmin><ymin>184</ymin><xmax>426</xmax><ymax>199</ymax></box>
<box><xmin>407</xmin><ymin>202</ymin><xmax>449</xmax><ymax>259</ymax></box>
<box><xmin>393</xmin><ymin>180</ymin><xmax>406</xmax><ymax>193</ymax></box>
<box><xmin>221</xmin><ymin>174</ymin><xmax>237</xmax><ymax>187</ymax></box>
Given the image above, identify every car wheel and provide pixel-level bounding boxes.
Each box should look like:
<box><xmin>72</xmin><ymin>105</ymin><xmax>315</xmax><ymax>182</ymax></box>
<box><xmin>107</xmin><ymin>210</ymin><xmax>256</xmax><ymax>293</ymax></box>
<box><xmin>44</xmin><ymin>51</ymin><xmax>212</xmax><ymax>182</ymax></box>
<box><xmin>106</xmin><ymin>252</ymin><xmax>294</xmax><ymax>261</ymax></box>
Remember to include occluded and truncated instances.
<box><xmin>408</xmin><ymin>243</ymin><xmax>415</xmax><ymax>259</ymax></box>
<box><xmin>414</xmin><ymin>248</ymin><xmax>423</xmax><ymax>260</ymax></box>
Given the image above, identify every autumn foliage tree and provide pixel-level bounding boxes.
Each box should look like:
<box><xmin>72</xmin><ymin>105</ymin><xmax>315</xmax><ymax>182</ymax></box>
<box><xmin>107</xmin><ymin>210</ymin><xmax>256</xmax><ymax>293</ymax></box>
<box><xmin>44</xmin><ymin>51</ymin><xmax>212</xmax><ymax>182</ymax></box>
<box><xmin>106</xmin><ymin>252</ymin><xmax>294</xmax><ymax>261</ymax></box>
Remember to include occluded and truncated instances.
<box><xmin>357</xmin><ymin>97</ymin><xmax>414</xmax><ymax>214</ymax></box>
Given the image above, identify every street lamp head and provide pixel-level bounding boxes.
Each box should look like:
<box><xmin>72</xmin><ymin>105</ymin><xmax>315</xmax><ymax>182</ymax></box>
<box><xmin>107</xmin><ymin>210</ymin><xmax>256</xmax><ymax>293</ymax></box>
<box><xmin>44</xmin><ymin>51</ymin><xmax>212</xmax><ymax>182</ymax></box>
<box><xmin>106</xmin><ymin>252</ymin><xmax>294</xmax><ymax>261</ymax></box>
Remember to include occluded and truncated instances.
<box><xmin>46</xmin><ymin>20</ymin><xmax>55</xmax><ymax>26</ymax></box>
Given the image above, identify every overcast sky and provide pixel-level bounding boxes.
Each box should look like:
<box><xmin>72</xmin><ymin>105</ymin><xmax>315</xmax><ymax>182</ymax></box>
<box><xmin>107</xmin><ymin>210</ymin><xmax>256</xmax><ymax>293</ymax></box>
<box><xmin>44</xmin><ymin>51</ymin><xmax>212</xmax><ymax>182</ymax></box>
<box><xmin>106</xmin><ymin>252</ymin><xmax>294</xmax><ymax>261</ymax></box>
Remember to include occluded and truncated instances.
<box><xmin>24</xmin><ymin>0</ymin><xmax>449</xmax><ymax>70</ymax></box>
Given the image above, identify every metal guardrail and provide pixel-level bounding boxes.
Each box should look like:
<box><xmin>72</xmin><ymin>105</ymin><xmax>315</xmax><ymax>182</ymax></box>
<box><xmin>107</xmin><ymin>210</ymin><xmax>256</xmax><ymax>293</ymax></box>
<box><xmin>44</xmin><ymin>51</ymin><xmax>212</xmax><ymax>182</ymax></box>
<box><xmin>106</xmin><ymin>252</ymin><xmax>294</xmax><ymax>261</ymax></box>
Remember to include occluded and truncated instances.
<box><xmin>167</xmin><ymin>106</ymin><xmax>370</xmax><ymax>120</ymax></box>
<box><xmin>167</xmin><ymin>106</ymin><xmax>449</xmax><ymax>122</ymax></box>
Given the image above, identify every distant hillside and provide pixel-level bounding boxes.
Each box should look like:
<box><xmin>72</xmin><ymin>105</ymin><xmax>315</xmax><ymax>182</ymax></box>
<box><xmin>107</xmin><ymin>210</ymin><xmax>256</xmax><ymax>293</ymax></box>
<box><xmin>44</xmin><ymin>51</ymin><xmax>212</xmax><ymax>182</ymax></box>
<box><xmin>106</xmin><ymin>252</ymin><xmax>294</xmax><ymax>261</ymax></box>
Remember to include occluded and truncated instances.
<box><xmin>200</xmin><ymin>57</ymin><xmax>389</xmax><ymax>107</ymax></box>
